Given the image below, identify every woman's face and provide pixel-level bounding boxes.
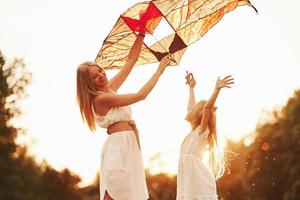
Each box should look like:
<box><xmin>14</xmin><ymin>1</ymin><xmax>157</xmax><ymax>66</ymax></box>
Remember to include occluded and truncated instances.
<box><xmin>88</xmin><ymin>65</ymin><xmax>108</xmax><ymax>89</ymax></box>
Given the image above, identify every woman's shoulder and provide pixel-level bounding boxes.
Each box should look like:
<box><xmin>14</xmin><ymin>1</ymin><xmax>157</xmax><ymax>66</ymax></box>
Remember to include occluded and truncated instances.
<box><xmin>94</xmin><ymin>89</ymin><xmax>117</xmax><ymax>102</ymax></box>
<box><xmin>93</xmin><ymin>92</ymin><xmax>114</xmax><ymax>117</ymax></box>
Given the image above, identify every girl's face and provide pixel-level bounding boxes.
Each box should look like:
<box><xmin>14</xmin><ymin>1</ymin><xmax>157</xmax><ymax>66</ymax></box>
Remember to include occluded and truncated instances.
<box><xmin>88</xmin><ymin>65</ymin><xmax>108</xmax><ymax>89</ymax></box>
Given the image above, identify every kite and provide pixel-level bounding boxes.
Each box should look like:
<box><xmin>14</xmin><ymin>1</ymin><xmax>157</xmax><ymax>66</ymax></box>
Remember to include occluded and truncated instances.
<box><xmin>95</xmin><ymin>0</ymin><xmax>257</xmax><ymax>70</ymax></box>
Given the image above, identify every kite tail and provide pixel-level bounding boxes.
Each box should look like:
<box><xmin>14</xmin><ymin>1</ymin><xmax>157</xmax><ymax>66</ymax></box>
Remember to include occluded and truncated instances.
<box><xmin>248</xmin><ymin>1</ymin><xmax>258</xmax><ymax>14</ymax></box>
<box><xmin>250</xmin><ymin>4</ymin><xmax>258</xmax><ymax>14</ymax></box>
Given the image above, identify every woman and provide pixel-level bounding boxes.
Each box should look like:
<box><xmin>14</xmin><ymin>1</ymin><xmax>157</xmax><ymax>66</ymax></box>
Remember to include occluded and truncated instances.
<box><xmin>77</xmin><ymin>33</ymin><xmax>172</xmax><ymax>200</ymax></box>
<box><xmin>176</xmin><ymin>71</ymin><xmax>234</xmax><ymax>200</ymax></box>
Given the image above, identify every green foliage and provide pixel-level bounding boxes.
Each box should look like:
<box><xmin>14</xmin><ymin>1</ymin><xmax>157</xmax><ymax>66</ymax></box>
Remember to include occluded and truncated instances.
<box><xmin>0</xmin><ymin>51</ymin><xmax>89</xmax><ymax>200</ymax></box>
<box><xmin>0</xmin><ymin>51</ymin><xmax>28</xmax><ymax>160</ymax></box>
<box><xmin>38</xmin><ymin>167</ymin><xmax>82</xmax><ymax>200</ymax></box>
<box><xmin>79</xmin><ymin>176</ymin><xmax>99</xmax><ymax>200</ymax></box>
<box><xmin>0</xmin><ymin>51</ymin><xmax>36</xmax><ymax>199</ymax></box>
<box><xmin>146</xmin><ymin>170</ymin><xmax>177</xmax><ymax>200</ymax></box>
<box><xmin>218</xmin><ymin>90</ymin><xmax>300</xmax><ymax>200</ymax></box>
<box><xmin>217</xmin><ymin>141</ymin><xmax>249</xmax><ymax>200</ymax></box>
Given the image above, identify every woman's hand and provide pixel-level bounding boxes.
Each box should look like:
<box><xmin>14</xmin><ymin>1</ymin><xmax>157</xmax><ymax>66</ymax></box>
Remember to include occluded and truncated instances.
<box><xmin>215</xmin><ymin>75</ymin><xmax>234</xmax><ymax>90</ymax></box>
<box><xmin>185</xmin><ymin>71</ymin><xmax>196</xmax><ymax>88</ymax></box>
<box><xmin>157</xmin><ymin>55</ymin><xmax>172</xmax><ymax>74</ymax></box>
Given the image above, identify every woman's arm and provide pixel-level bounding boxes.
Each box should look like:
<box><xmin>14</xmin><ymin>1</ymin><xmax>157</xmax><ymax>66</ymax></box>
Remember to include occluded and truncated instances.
<box><xmin>109</xmin><ymin>34</ymin><xmax>145</xmax><ymax>91</ymax></box>
<box><xmin>198</xmin><ymin>75</ymin><xmax>234</xmax><ymax>133</ymax></box>
<box><xmin>96</xmin><ymin>55</ymin><xmax>171</xmax><ymax>108</ymax></box>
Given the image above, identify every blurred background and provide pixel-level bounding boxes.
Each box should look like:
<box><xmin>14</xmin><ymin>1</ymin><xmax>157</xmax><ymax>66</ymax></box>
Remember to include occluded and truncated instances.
<box><xmin>1</xmin><ymin>0</ymin><xmax>299</xmax><ymax>199</ymax></box>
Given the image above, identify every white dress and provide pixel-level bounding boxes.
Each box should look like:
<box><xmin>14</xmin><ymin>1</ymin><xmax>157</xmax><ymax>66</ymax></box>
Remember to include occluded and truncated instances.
<box><xmin>95</xmin><ymin>106</ymin><xmax>149</xmax><ymax>200</ymax></box>
<box><xmin>177</xmin><ymin>127</ymin><xmax>218</xmax><ymax>200</ymax></box>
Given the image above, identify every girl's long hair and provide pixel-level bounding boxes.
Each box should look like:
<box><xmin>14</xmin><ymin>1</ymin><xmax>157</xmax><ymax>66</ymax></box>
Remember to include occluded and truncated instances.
<box><xmin>76</xmin><ymin>62</ymin><xmax>100</xmax><ymax>132</ymax></box>
<box><xmin>186</xmin><ymin>100</ymin><xmax>226</xmax><ymax>179</ymax></box>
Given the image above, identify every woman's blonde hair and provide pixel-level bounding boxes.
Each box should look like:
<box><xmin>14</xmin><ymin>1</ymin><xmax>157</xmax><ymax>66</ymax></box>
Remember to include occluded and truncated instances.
<box><xmin>76</xmin><ymin>61</ymin><xmax>101</xmax><ymax>132</ymax></box>
<box><xmin>186</xmin><ymin>100</ymin><xmax>226</xmax><ymax>179</ymax></box>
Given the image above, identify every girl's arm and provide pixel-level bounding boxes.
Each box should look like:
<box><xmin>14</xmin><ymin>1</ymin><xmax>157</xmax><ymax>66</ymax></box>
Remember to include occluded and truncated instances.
<box><xmin>186</xmin><ymin>71</ymin><xmax>196</xmax><ymax>112</ymax></box>
<box><xmin>109</xmin><ymin>34</ymin><xmax>145</xmax><ymax>91</ymax></box>
<box><xmin>198</xmin><ymin>75</ymin><xmax>234</xmax><ymax>133</ymax></box>
<box><xmin>185</xmin><ymin>71</ymin><xmax>197</xmax><ymax>122</ymax></box>
<box><xmin>96</xmin><ymin>55</ymin><xmax>171</xmax><ymax>107</ymax></box>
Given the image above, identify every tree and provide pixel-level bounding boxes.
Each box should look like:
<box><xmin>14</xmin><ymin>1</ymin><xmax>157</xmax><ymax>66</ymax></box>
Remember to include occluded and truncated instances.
<box><xmin>246</xmin><ymin>90</ymin><xmax>300</xmax><ymax>200</ymax></box>
<box><xmin>38</xmin><ymin>167</ymin><xmax>82</xmax><ymax>200</ymax></box>
<box><xmin>0</xmin><ymin>51</ymin><xmax>36</xmax><ymax>199</ymax></box>
<box><xmin>218</xmin><ymin>90</ymin><xmax>300</xmax><ymax>200</ymax></box>
<box><xmin>146</xmin><ymin>170</ymin><xmax>177</xmax><ymax>200</ymax></box>
<box><xmin>0</xmin><ymin>51</ymin><xmax>30</xmax><ymax>158</ymax></box>
<box><xmin>0</xmin><ymin>51</ymin><xmax>87</xmax><ymax>200</ymax></box>
<box><xmin>217</xmin><ymin>141</ymin><xmax>249</xmax><ymax>200</ymax></box>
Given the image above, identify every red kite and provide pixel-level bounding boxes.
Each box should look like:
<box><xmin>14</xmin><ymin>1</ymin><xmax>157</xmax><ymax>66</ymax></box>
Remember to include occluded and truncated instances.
<box><xmin>95</xmin><ymin>0</ymin><xmax>257</xmax><ymax>70</ymax></box>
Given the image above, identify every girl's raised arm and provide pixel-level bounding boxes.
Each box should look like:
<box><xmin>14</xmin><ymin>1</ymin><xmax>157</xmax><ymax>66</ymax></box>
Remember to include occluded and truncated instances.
<box><xmin>198</xmin><ymin>75</ymin><xmax>234</xmax><ymax>133</ymax></box>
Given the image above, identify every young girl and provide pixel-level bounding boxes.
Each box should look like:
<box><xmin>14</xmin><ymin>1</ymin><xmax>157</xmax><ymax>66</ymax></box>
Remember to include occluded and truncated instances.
<box><xmin>77</xmin><ymin>33</ymin><xmax>172</xmax><ymax>200</ymax></box>
<box><xmin>176</xmin><ymin>71</ymin><xmax>234</xmax><ymax>200</ymax></box>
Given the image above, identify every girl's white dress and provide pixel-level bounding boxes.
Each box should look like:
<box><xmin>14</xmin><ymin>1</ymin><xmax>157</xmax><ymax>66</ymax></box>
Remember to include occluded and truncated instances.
<box><xmin>177</xmin><ymin>127</ymin><xmax>218</xmax><ymax>200</ymax></box>
<box><xmin>95</xmin><ymin>106</ymin><xmax>149</xmax><ymax>200</ymax></box>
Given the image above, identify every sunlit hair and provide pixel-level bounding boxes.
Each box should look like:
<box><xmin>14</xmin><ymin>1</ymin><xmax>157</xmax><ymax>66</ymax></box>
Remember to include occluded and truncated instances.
<box><xmin>186</xmin><ymin>100</ymin><xmax>227</xmax><ymax>180</ymax></box>
<box><xmin>76</xmin><ymin>61</ymin><xmax>102</xmax><ymax>132</ymax></box>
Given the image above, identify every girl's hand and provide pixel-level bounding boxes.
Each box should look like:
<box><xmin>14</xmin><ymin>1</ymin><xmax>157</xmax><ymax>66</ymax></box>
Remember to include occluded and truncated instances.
<box><xmin>215</xmin><ymin>75</ymin><xmax>234</xmax><ymax>90</ymax></box>
<box><xmin>185</xmin><ymin>71</ymin><xmax>196</xmax><ymax>88</ymax></box>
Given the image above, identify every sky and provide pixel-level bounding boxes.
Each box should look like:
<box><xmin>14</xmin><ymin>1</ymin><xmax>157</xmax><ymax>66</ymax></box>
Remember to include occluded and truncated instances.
<box><xmin>1</xmin><ymin>0</ymin><xmax>300</xmax><ymax>186</ymax></box>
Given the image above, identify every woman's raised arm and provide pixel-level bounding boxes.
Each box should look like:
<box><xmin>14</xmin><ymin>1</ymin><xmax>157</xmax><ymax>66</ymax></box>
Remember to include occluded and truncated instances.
<box><xmin>96</xmin><ymin>55</ymin><xmax>172</xmax><ymax>108</ymax></box>
<box><xmin>109</xmin><ymin>34</ymin><xmax>145</xmax><ymax>91</ymax></box>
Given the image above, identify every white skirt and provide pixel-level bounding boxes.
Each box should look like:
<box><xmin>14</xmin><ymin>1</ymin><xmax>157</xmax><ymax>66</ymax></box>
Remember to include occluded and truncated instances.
<box><xmin>176</xmin><ymin>155</ymin><xmax>218</xmax><ymax>200</ymax></box>
<box><xmin>99</xmin><ymin>130</ymin><xmax>149</xmax><ymax>200</ymax></box>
